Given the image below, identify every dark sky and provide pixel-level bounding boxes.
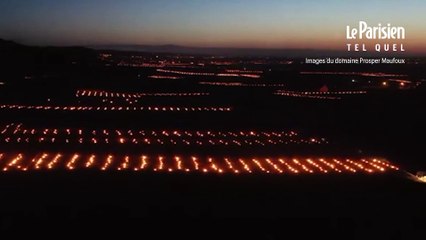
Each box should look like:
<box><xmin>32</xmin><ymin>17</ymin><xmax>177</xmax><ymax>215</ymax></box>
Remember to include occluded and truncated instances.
<box><xmin>0</xmin><ymin>0</ymin><xmax>424</xmax><ymax>52</ymax></box>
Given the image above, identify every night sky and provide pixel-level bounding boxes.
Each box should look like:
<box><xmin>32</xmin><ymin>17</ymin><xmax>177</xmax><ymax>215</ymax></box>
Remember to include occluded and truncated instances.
<box><xmin>0</xmin><ymin>0</ymin><xmax>425</xmax><ymax>52</ymax></box>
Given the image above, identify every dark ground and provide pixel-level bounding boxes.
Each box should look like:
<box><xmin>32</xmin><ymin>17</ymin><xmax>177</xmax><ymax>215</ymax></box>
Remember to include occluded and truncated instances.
<box><xmin>0</xmin><ymin>41</ymin><xmax>425</xmax><ymax>237</ymax></box>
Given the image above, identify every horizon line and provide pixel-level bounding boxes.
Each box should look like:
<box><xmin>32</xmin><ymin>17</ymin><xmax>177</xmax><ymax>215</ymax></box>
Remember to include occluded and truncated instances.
<box><xmin>3</xmin><ymin>38</ymin><xmax>425</xmax><ymax>56</ymax></box>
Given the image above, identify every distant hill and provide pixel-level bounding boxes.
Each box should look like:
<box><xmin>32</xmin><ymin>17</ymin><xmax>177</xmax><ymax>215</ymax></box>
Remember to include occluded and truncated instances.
<box><xmin>1</xmin><ymin>39</ymin><xmax>413</xmax><ymax>59</ymax></box>
<box><xmin>0</xmin><ymin>39</ymin><xmax>97</xmax><ymax>67</ymax></box>
<box><xmin>92</xmin><ymin>44</ymin><xmax>415</xmax><ymax>57</ymax></box>
<box><xmin>92</xmin><ymin>44</ymin><xmax>346</xmax><ymax>57</ymax></box>
<box><xmin>0</xmin><ymin>39</ymin><xmax>99</xmax><ymax>83</ymax></box>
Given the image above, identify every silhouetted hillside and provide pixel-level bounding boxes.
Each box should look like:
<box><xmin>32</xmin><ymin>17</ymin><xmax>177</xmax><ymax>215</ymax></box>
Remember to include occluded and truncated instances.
<box><xmin>0</xmin><ymin>39</ymin><xmax>99</xmax><ymax>83</ymax></box>
<box><xmin>92</xmin><ymin>43</ymin><xmax>415</xmax><ymax>57</ymax></box>
<box><xmin>0</xmin><ymin>39</ymin><xmax>98</xmax><ymax>67</ymax></box>
<box><xmin>92</xmin><ymin>43</ymin><xmax>346</xmax><ymax>57</ymax></box>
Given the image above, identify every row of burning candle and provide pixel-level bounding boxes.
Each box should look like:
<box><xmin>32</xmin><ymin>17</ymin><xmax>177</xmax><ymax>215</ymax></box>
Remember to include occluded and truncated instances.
<box><xmin>2</xmin><ymin>125</ymin><xmax>302</xmax><ymax>138</ymax></box>
<box><xmin>1</xmin><ymin>124</ymin><xmax>326</xmax><ymax>146</ymax></box>
<box><xmin>0</xmin><ymin>105</ymin><xmax>232</xmax><ymax>112</ymax></box>
<box><xmin>274</xmin><ymin>90</ymin><xmax>368</xmax><ymax>100</ymax></box>
<box><xmin>1</xmin><ymin>136</ymin><xmax>324</xmax><ymax>146</ymax></box>
<box><xmin>156</xmin><ymin>69</ymin><xmax>261</xmax><ymax>78</ymax></box>
<box><xmin>75</xmin><ymin>90</ymin><xmax>210</xmax><ymax>98</ymax></box>
<box><xmin>199</xmin><ymin>82</ymin><xmax>286</xmax><ymax>87</ymax></box>
<box><xmin>0</xmin><ymin>153</ymin><xmax>399</xmax><ymax>174</ymax></box>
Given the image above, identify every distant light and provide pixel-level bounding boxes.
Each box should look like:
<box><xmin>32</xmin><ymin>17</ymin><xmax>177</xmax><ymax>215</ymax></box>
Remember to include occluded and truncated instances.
<box><xmin>382</xmin><ymin>81</ymin><xmax>388</xmax><ymax>86</ymax></box>
<box><xmin>400</xmin><ymin>82</ymin><xmax>405</xmax><ymax>87</ymax></box>
<box><xmin>352</xmin><ymin>79</ymin><xmax>356</xmax><ymax>83</ymax></box>
<box><xmin>0</xmin><ymin>82</ymin><xmax>4</xmax><ymax>85</ymax></box>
